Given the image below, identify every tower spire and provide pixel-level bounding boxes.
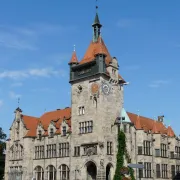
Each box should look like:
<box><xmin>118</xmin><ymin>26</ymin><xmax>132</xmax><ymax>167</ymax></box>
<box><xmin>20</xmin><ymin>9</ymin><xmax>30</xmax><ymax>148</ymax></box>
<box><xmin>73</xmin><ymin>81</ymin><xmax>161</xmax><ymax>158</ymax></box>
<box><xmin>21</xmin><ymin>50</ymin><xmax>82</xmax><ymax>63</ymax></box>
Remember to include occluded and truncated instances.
<box><xmin>92</xmin><ymin>0</ymin><xmax>102</xmax><ymax>42</ymax></box>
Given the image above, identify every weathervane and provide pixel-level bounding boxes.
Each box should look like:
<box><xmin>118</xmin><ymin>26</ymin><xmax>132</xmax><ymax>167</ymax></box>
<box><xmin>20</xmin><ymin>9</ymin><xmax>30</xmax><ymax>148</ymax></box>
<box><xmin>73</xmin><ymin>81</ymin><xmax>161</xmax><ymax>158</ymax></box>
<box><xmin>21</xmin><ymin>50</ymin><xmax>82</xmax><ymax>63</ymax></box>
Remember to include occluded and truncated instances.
<box><xmin>96</xmin><ymin>0</ymin><xmax>98</xmax><ymax>12</ymax></box>
<box><xmin>18</xmin><ymin>97</ymin><xmax>20</xmax><ymax>107</ymax></box>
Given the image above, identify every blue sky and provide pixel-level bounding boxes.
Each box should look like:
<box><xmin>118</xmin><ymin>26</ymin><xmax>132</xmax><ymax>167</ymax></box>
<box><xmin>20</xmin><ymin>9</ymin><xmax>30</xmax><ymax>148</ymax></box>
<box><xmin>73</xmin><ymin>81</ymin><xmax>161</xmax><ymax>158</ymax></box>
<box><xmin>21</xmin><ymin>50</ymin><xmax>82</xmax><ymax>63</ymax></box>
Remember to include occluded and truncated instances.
<box><xmin>0</xmin><ymin>0</ymin><xmax>180</xmax><ymax>136</ymax></box>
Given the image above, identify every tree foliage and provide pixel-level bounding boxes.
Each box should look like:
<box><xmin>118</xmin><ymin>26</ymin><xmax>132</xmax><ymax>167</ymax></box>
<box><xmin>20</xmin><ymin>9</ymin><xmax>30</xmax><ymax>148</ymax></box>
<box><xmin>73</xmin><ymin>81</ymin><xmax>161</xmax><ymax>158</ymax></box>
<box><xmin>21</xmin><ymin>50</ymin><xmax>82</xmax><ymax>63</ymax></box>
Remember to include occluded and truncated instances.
<box><xmin>0</xmin><ymin>127</ymin><xmax>7</xmax><ymax>179</ymax></box>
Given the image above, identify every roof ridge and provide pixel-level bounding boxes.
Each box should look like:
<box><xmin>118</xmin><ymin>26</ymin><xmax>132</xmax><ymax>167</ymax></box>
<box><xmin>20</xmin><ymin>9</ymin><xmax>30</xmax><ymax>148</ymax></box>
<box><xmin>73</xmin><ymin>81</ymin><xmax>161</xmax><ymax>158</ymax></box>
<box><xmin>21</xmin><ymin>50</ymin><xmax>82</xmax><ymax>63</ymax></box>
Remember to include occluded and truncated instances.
<box><xmin>127</xmin><ymin>111</ymin><xmax>155</xmax><ymax>121</ymax></box>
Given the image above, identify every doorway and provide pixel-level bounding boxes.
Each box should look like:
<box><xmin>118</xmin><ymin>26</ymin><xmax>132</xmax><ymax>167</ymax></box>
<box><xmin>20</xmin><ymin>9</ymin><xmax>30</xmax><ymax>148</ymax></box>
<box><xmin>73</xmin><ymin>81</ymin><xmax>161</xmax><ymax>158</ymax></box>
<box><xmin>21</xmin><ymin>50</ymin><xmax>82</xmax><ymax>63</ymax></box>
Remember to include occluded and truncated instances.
<box><xmin>106</xmin><ymin>164</ymin><xmax>112</xmax><ymax>180</ymax></box>
<box><xmin>86</xmin><ymin>161</ymin><xmax>97</xmax><ymax>180</ymax></box>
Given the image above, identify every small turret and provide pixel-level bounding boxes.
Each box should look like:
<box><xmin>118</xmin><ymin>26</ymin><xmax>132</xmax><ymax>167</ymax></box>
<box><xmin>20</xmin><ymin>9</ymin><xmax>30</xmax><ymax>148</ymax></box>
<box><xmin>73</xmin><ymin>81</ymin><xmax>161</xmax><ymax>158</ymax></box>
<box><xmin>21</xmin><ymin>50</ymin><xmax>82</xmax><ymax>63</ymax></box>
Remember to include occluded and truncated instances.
<box><xmin>68</xmin><ymin>45</ymin><xmax>79</xmax><ymax>66</ymax></box>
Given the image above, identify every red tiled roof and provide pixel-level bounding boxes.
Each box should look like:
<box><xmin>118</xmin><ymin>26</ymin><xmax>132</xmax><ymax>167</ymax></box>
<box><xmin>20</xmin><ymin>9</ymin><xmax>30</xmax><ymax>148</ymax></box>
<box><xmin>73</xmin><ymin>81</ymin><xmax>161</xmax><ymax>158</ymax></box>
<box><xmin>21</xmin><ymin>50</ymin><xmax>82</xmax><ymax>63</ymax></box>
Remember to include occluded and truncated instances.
<box><xmin>40</xmin><ymin>107</ymin><xmax>71</xmax><ymax>130</ymax></box>
<box><xmin>152</xmin><ymin>121</ymin><xmax>159</xmax><ymax>134</ymax></box>
<box><xmin>79</xmin><ymin>37</ymin><xmax>112</xmax><ymax>65</ymax></box>
<box><xmin>22</xmin><ymin>115</ymin><xmax>39</xmax><ymax>137</ymax></box>
<box><xmin>127</xmin><ymin>112</ymin><xmax>171</xmax><ymax>136</ymax></box>
<box><xmin>21</xmin><ymin>108</ymin><xmax>175</xmax><ymax>138</ymax></box>
<box><xmin>69</xmin><ymin>51</ymin><xmax>78</xmax><ymax>64</ymax></box>
<box><xmin>134</xmin><ymin>115</ymin><xmax>142</xmax><ymax>130</ymax></box>
<box><xmin>23</xmin><ymin>108</ymin><xmax>71</xmax><ymax>137</ymax></box>
<box><xmin>167</xmin><ymin>126</ymin><xmax>175</xmax><ymax>137</ymax></box>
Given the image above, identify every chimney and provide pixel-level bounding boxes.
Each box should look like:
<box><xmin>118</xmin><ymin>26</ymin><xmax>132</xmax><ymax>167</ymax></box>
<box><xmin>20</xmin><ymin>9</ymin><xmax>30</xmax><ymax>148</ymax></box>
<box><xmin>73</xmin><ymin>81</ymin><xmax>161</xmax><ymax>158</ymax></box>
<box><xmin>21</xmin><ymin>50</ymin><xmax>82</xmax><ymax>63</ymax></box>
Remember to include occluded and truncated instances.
<box><xmin>158</xmin><ymin>115</ymin><xmax>164</xmax><ymax>122</ymax></box>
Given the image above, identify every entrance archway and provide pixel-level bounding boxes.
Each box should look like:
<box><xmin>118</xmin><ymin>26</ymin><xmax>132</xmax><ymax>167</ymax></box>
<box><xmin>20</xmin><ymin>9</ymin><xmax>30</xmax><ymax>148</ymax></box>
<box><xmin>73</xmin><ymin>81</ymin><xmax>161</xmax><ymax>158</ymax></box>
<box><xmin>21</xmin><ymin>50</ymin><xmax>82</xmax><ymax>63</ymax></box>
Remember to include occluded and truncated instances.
<box><xmin>86</xmin><ymin>161</ymin><xmax>97</xmax><ymax>180</ymax></box>
<box><xmin>106</xmin><ymin>164</ymin><xmax>113</xmax><ymax>180</ymax></box>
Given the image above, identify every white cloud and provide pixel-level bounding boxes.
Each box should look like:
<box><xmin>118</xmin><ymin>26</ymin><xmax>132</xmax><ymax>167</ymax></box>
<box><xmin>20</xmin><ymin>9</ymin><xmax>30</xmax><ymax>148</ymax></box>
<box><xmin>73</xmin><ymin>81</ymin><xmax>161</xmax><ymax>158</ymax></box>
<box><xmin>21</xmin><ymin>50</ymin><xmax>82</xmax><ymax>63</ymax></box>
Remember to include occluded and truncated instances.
<box><xmin>0</xmin><ymin>100</ymin><xmax>3</xmax><ymax>108</ymax></box>
<box><xmin>9</xmin><ymin>91</ymin><xmax>22</xmax><ymax>99</ymax></box>
<box><xmin>0</xmin><ymin>23</ymin><xmax>77</xmax><ymax>51</ymax></box>
<box><xmin>149</xmin><ymin>80</ymin><xmax>170</xmax><ymax>88</ymax></box>
<box><xmin>0</xmin><ymin>67</ymin><xmax>66</xmax><ymax>80</ymax></box>
<box><xmin>0</xmin><ymin>31</ymin><xmax>37</xmax><ymax>50</ymax></box>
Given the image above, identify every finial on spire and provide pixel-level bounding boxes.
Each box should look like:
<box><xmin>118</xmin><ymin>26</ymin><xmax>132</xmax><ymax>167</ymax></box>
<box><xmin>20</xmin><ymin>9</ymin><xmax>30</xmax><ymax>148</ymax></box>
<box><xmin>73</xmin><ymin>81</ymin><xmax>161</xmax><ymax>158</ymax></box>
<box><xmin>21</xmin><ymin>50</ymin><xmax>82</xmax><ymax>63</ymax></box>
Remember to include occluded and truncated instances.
<box><xmin>96</xmin><ymin>0</ymin><xmax>98</xmax><ymax>12</ymax></box>
<box><xmin>18</xmin><ymin>97</ymin><xmax>20</xmax><ymax>107</ymax></box>
<box><xmin>73</xmin><ymin>44</ymin><xmax>76</xmax><ymax>52</ymax></box>
<box><xmin>137</xmin><ymin>109</ymin><xmax>140</xmax><ymax>116</ymax></box>
<box><xmin>92</xmin><ymin>0</ymin><xmax>102</xmax><ymax>42</ymax></box>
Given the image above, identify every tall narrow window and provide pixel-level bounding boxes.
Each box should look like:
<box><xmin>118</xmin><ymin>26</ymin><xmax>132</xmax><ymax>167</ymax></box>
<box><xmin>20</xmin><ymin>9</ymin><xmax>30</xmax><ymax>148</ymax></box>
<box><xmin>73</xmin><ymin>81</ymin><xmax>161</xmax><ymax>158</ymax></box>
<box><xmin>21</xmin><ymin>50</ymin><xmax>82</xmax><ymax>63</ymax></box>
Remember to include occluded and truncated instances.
<box><xmin>138</xmin><ymin>162</ymin><xmax>143</xmax><ymax>178</ymax></box>
<box><xmin>138</xmin><ymin>146</ymin><xmax>143</xmax><ymax>155</ymax></box>
<box><xmin>62</xmin><ymin>126</ymin><xmax>66</xmax><ymax>136</ymax></box>
<box><xmin>143</xmin><ymin>141</ymin><xmax>151</xmax><ymax>155</ymax></box>
<box><xmin>161</xmin><ymin>164</ymin><xmax>168</xmax><ymax>178</ymax></box>
<box><xmin>161</xmin><ymin>144</ymin><xmax>167</xmax><ymax>158</ymax></box>
<box><xmin>156</xmin><ymin>164</ymin><xmax>161</xmax><ymax>178</ymax></box>
<box><xmin>144</xmin><ymin>162</ymin><xmax>151</xmax><ymax>178</ymax></box>
<box><xmin>74</xmin><ymin>146</ymin><xmax>80</xmax><ymax>157</ymax></box>
<box><xmin>78</xmin><ymin>107</ymin><xmax>82</xmax><ymax>115</ymax></box>
<box><xmin>50</xmin><ymin>128</ymin><xmax>54</xmax><ymax>138</ymax></box>
<box><xmin>107</xmin><ymin>142</ymin><xmax>113</xmax><ymax>155</ymax></box>
<box><xmin>171</xmin><ymin>165</ymin><xmax>175</xmax><ymax>178</ymax></box>
<box><xmin>82</xmin><ymin>106</ymin><xmax>85</xmax><ymax>115</ymax></box>
<box><xmin>123</xmin><ymin>124</ymin><xmax>127</xmax><ymax>133</ymax></box>
<box><xmin>78</xmin><ymin>106</ymin><xmax>85</xmax><ymax>115</ymax></box>
<box><xmin>38</xmin><ymin>130</ymin><xmax>42</xmax><ymax>140</ymax></box>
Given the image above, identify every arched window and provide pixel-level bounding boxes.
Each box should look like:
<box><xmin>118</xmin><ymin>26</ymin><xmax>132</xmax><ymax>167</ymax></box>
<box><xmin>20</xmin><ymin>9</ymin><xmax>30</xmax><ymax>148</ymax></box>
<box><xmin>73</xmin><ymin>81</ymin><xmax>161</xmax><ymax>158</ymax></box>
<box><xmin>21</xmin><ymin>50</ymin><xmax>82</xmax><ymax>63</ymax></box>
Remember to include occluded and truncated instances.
<box><xmin>47</xmin><ymin>165</ymin><xmax>56</xmax><ymax>180</ymax></box>
<box><xmin>59</xmin><ymin>164</ymin><xmax>70</xmax><ymax>180</ymax></box>
<box><xmin>34</xmin><ymin>166</ymin><xmax>44</xmax><ymax>180</ymax></box>
<box><xmin>10</xmin><ymin>145</ymin><xmax>14</xmax><ymax>160</ymax></box>
<box><xmin>15</xmin><ymin>144</ymin><xmax>18</xmax><ymax>159</ymax></box>
<box><xmin>19</xmin><ymin>145</ymin><xmax>23</xmax><ymax>159</ymax></box>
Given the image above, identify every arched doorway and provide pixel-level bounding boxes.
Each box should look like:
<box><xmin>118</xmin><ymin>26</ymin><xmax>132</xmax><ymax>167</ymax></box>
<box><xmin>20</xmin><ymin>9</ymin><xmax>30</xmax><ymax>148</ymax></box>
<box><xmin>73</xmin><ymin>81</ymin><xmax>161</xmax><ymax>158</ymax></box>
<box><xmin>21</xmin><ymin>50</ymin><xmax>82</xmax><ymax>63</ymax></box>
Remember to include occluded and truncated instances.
<box><xmin>86</xmin><ymin>161</ymin><xmax>97</xmax><ymax>180</ymax></box>
<box><xmin>106</xmin><ymin>164</ymin><xmax>113</xmax><ymax>180</ymax></box>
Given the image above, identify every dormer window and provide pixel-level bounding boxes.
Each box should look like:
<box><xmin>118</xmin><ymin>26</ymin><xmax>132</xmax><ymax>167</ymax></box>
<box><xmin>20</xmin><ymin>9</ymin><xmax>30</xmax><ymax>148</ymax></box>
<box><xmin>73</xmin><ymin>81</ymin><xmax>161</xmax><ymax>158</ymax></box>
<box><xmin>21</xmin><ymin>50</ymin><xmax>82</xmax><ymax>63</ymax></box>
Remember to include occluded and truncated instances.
<box><xmin>62</xmin><ymin>126</ymin><xmax>66</xmax><ymax>136</ymax></box>
<box><xmin>122</xmin><ymin>117</ymin><xmax>125</xmax><ymax>121</ymax></box>
<box><xmin>50</xmin><ymin>128</ymin><xmax>54</xmax><ymax>138</ymax></box>
<box><xmin>38</xmin><ymin>130</ymin><xmax>42</xmax><ymax>140</ymax></box>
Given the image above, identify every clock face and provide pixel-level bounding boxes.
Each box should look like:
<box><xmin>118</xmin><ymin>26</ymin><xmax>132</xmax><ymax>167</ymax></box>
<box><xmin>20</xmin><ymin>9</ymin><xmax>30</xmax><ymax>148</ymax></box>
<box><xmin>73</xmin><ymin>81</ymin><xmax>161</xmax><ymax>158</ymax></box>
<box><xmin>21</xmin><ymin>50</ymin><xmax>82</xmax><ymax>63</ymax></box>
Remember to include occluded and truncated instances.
<box><xmin>91</xmin><ymin>83</ymin><xmax>99</xmax><ymax>95</ymax></box>
<box><xmin>101</xmin><ymin>81</ymin><xmax>111</xmax><ymax>95</ymax></box>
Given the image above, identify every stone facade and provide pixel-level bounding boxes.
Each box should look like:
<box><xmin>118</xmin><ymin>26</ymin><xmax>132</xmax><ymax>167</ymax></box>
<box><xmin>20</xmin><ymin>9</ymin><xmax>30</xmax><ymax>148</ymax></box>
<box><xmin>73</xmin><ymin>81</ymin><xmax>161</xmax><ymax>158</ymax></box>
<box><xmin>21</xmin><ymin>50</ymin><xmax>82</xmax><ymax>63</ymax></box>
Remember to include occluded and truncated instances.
<box><xmin>4</xmin><ymin>10</ymin><xmax>180</xmax><ymax>180</ymax></box>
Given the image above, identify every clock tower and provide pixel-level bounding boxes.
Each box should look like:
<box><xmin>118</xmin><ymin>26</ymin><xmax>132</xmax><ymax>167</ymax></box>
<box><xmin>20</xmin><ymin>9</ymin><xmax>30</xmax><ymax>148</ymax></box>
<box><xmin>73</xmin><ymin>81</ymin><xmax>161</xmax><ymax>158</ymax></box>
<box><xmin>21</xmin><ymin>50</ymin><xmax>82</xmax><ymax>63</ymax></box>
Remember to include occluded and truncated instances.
<box><xmin>69</xmin><ymin>10</ymin><xmax>126</xmax><ymax>179</ymax></box>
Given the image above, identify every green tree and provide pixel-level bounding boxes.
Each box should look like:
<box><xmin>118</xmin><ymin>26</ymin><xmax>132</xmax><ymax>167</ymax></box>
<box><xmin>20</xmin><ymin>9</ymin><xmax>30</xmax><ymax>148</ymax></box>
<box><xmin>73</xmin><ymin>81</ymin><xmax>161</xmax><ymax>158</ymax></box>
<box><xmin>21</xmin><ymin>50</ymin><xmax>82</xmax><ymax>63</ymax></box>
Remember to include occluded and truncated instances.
<box><xmin>0</xmin><ymin>127</ymin><xmax>6</xmax><ymax>180</ymax></box>
<box><xmin>113</xmin><ymin>130</ymin><xmax>135</xmax><ymax>180</ymax></box>
<box><xmin>114</xmin><ymin>130</ymin><xmax>126</xmax><ymax>180</ymax></box>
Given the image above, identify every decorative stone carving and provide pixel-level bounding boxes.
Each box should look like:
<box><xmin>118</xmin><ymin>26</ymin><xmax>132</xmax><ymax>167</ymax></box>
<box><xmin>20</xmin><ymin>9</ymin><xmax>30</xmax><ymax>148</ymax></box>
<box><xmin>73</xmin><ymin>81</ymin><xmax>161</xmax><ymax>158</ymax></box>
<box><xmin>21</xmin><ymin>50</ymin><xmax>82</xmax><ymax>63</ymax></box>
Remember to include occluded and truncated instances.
<box><xmin>99</xmin><ymin>142</ymin><xmax>104</xmax><ymax>149</ymax></box>
<box><xmin>76</xmin><ymin>85</ymin><xmax>83</xmax><ymax>94</ymax></box>
<box><xmin>84</xmin><ymin>145</ymin><xmax>97</xmax><ymax>156</ymax></box>
<box><xmin>108</xmin><ymin>156</ymin><xmax>112</xmax><ymax>161</ymax></box>
<box><xmin>100</xmin><ymin>159</ymin><xmax>104</xmax><ymax>168</ymax></box>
